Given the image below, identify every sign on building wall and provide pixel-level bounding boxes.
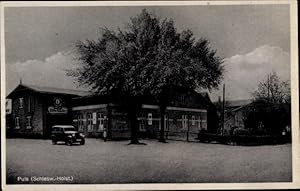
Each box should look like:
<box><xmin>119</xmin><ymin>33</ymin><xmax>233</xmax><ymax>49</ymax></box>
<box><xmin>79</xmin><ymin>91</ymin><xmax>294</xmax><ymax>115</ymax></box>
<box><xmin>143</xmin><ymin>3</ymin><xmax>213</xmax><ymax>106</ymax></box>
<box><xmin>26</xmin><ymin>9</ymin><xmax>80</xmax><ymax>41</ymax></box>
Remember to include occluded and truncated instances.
<box><xmin>147</xmin><ymin>113</ymin><xmax>152</xmax><ymax>125</ymax></box>
<box><xmin>48</xmin><ymin>97</ymin><xmax>68</xmax><ymax>114</ymax></box>
<box><xmin>48</xmin><ymin>107</ymin><xmax>68</xmax><ymax>114</ymax></box>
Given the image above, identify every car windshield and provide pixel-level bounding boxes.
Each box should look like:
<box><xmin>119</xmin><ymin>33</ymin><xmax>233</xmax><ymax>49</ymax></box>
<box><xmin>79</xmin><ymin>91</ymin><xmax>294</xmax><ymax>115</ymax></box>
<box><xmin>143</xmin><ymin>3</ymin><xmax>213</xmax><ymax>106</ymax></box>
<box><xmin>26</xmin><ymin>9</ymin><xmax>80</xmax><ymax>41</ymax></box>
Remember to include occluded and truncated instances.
<box><xmin>63</xmin><ymin>127</ymin><xmax>75</xmax><ymax>131</ymax></box>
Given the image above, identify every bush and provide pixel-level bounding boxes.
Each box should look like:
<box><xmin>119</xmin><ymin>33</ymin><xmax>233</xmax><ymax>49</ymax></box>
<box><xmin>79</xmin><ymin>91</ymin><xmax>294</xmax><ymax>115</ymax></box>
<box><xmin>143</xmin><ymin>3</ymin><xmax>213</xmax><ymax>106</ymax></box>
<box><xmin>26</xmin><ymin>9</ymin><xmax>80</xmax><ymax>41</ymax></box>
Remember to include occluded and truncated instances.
<box><xmin>197</xmin><ymin>132</ymin><xmax>289</xmax><ymax>146</ymax></box>
<box><xmin>233</xmin><ymin>128</ymin><xmax>250</xmax><ymax>136</ymax></box>
<box><xmin>242</xmin><ymin>100</ymin><xmax>291</xmax><ymax>135</ymax></box>
<box><xmin>250</xmin><ymin>128</ymin><xmax>267</xmax><ymax>136</ymax></box>
<box><xmin>197</xmin><ymin>132</ymin><xmax>211</xmax><ymax>143</ymax></box>
<box><xmin>231</xmin><ymin>134</ymin><xmax>289</xmax><ymax>145</ymax></box>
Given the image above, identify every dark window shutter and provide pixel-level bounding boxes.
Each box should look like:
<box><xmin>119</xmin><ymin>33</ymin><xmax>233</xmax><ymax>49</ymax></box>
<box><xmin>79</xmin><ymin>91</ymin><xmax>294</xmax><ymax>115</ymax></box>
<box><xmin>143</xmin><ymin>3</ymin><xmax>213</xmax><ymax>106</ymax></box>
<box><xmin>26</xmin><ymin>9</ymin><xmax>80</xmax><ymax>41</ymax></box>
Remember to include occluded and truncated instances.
<box><xmin>31</xmin><ymin>96</ymin><xmax>35</xmax><ymax>112</ymax></box>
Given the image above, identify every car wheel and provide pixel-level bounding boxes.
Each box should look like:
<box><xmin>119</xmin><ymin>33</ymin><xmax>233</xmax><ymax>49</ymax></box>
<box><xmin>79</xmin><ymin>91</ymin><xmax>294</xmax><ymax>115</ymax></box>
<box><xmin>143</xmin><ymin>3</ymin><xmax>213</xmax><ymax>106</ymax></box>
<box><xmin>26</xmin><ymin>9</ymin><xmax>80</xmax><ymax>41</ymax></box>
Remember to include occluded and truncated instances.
<box><xmin>52</xmin><ymin>137</ymin><xmax>57</xmax><ymax>145</ymax></box>
<box><xmin>80</xmin><ymin>138</ymin><xmax>85</xmax><ymax>145</ymax></box>
<box><xmin>66</xmin><ymin>139</ymin><xmax>73</xmax><ymax>146</ymax></box>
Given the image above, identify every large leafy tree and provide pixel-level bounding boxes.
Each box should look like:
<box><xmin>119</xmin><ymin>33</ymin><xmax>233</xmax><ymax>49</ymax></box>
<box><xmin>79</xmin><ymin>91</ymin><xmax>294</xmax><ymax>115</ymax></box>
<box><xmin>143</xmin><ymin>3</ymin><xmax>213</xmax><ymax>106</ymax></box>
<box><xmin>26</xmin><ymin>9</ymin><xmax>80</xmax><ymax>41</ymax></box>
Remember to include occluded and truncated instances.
<box><xmin>69</xmin><ymin>9</ymin><xmax>223</xmax><ymax>143</ymax></box>
<box><xmin>143</xmin><ymin>20</ymin><xmax>223</xmax><ymax>142</ymax></box>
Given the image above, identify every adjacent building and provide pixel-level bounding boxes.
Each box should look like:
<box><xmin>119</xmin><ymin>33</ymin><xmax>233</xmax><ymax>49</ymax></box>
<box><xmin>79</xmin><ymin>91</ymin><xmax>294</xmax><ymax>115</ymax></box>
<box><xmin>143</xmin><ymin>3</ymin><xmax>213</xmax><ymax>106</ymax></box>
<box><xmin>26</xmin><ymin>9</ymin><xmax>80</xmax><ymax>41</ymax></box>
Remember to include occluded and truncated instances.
<box><xmin>6</xmin><ymin>83</ymin><xmax>218</xmax><ymax>141</ymax></box>
<box><xmin>6</xmin><ymin>83</ymin><xmax>89</xmax><ymax>138</ymax></box>
<box><xmin>222</xmin><ymin>99</ymin><xmax>252</xmax><ymax>135</ymax></box>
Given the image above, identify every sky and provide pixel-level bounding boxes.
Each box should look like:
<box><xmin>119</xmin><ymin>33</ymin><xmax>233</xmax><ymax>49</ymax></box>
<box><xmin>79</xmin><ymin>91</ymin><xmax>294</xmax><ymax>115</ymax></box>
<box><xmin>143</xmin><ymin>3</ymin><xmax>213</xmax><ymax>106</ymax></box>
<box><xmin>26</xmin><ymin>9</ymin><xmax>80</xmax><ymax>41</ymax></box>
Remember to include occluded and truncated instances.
<box><xmin>4</xmin><ymin>5</ymin><xmax>291</xmax><ymax>101</ymax></box>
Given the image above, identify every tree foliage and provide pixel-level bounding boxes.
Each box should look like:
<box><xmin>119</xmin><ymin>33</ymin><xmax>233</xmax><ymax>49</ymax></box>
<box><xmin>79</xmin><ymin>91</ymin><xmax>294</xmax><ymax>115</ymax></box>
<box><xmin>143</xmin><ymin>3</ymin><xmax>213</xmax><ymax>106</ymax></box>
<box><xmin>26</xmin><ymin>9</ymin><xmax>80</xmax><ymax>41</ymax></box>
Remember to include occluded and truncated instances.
<box><xmin>242</xmin><ymin>99</ymin><xmax>291</xmax><ymax>135</ymax></box>
<box><xmin>253</xmin><ymin>72</ymin><xmax>290</xmax><ymax>104</ymax></box>
<box><xmin>243</xmin><ymin>73</ymin><xmax>291</xmax><ymax>135</ymax></box>
<box><xmin>69</xmin><ymin>9</ymin><xmax>224</xmax><ymax>143</ymax></box>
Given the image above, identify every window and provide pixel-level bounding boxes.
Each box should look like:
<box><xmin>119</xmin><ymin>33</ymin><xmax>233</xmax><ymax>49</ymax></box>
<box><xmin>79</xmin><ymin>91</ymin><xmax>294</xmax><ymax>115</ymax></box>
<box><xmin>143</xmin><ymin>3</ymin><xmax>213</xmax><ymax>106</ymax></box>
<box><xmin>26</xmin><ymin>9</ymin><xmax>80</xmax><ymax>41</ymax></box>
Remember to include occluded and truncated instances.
<box><xmin>6</xmin><ymin>99</ymin><xmax>12</xmax><ymax>114</ymax></box>
<box><xmin>28</xmin><ymin>97</ymin><xmax>31</xmax><ymax>112</ymax></box>
<box><xmin>27</xmin><ymin>96</ymin><xmax>34</xmax><ymax>113</ymax></box>
<box><xmin>180</xmin><ymin>95</ymin><xmax>186</xmax><ymax>105</ymax></box>
<box><xmin>15</xmin><ymin>117</ymin><xmax>20</xmax><ymax>129</ymax></box>
<box><xmin>87</xmin><ymin>113</ymin><xmax>93</xmax><ymax>132</ymax></box>
<box><xmin>77</xmin><ymin>114</ymin><xmax>84</xmax><ymax>132</ymax></box>
<box><xmin>192</xmin><ymin>115</ymin><xmax>195</xmax><ymax>126</ymax></box>
<box><xmin>182</xmin><ymin>115</ymin><xmax>188</xmax><ymax>129</ymax></box>
<box><xmin>93</xmin><ymin>112</ymin><xmax>97</xmax><ymax>125</ymax></box>
<box><xmin>234</xmin><ymin>114</ymin><xmax>238</xmax><ymax>127</ymax></box>
<box><xmin>73</xmin><ymin>115</ymin><xmax>78</xmax><ymax>127</ymax></box>
<box><xmin>147</xmin><ymin>113</ymin><xmax>152</xmax><ymax>125</ymax></box>
<box><xmin>77</xmin><ymin>115</ymin><xmax>81</xmax><ymax>130</ymax></box>
<box><xmin>26</xmin><ymin>116</ymin><xmax>32</xmax><ymax>129</ymax></box>
<box><xmin>97</xmin><ymin>112</ymin><xmax>104</xmax><ymax>132</ymax></box>
<box><xmin>139</xmin><ymin>116</ymin><xmax>146</xmax><ymax>132</ymax></box>
<box><xmin>19</xmin><ymin>98</ymin><xmax>24</xmax><ymax>108</ymax></box>
<box><xmin>198</xmin><ymin>116</ymin><xmax>202</xmax><ymax>130</ymax></box>
<box><xmin>27</xmin><ymin>96</ymin><xmax>31</xmax><ymax>112</ymax></box>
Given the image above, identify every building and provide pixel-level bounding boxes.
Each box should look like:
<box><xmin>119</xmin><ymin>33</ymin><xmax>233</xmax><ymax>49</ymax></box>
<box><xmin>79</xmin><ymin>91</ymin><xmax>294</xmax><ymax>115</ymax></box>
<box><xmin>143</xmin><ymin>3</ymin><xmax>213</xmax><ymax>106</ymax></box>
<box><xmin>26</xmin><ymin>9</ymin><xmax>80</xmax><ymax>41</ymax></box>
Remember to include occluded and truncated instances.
<box><xmin>223</xmin><ymin>99</ymin><xmax>252</xmax><ymax>135</ymax></box>
<box><xmin>71</xmin><ymin>87</ymin><xmax>218</xmax><ymax>141</ymax></box>
<box><xmin>6</xmin><ymin>83</ymin><xmax>89</xmax><ymax>138</ymax></box>
<box><xmin>6</xmin><ymin>83</ymin><xmax>218</xmax><ymax>141</ymax></box>
<box><xmin>223</xmin><ymin>99</ymin><xmax>291</xmax><ymax>136</ymax></box>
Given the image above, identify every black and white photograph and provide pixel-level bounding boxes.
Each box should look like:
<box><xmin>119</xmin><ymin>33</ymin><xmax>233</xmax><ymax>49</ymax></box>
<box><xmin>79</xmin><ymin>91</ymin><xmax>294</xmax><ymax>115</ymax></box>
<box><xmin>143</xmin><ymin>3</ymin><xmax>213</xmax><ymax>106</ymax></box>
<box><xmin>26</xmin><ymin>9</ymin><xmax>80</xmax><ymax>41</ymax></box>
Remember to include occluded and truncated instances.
<box><xmin>1</xmin><ymin>1</ymin><xmax>299</xmax><ymax>190</ymax></box>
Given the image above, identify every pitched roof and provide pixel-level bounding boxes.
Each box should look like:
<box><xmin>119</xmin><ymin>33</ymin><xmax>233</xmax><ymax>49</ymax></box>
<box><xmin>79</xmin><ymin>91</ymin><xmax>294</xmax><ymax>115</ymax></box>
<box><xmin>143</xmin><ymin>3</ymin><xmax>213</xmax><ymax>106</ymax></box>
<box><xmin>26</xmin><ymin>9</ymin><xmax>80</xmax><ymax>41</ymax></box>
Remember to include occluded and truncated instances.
<box><xmin>7</xmin><ymin>84</ymin><xmax>91</xmax><ymax>98</ymax></box>
<box><xmin>224</xmin><ymin>99</ymin><xmax>252</xmax><ymax>113</ymax></box>
<box><xmin>72</xmin><ymin>86</ymin><xmax>213</xmax><ymax>108</ymax></box>
<box><xmin>226</xmin><ymin>99</ymin><xmax>252</xmax><ymax>108</ymax></box>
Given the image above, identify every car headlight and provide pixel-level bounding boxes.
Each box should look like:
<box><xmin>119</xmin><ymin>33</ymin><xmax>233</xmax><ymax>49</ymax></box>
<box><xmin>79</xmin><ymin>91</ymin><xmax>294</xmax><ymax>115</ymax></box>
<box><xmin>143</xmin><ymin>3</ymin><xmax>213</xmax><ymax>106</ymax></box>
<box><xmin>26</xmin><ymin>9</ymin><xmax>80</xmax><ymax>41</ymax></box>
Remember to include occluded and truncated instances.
<box><xmin>72</xmin><ymin>134</ymin><xmax>76</xmax><ymax>137</ymax></box>
<box><xmin>79</xmin><ymin>133</ymin><xmax>85</xmax><ymax>137</ymax></box>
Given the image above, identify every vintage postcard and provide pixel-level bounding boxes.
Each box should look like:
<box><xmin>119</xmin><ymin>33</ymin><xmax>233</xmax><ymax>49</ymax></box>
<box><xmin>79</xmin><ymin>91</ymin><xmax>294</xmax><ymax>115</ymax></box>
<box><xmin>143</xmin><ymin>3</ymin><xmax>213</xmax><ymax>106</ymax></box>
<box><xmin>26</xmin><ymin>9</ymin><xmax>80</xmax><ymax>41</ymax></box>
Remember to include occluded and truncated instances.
<box><xmin>1</xmin><ymin>1</ymin><xmax>299</xmax><ymax>190</ymax></box>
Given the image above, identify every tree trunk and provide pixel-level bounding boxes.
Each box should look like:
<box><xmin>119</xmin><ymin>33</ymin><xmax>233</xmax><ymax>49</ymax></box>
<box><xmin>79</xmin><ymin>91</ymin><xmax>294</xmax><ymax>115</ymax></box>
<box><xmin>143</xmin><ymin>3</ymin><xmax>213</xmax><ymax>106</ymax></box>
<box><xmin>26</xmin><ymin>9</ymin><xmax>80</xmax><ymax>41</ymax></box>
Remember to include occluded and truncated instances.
<box><xmin>129</xmin><ymin>108</ymin><xmax>140</xmax><ymax>144</ymax></box>
<box><xmin>159</xmin><ymin>105</ymin><xmax>167</xmax><ymax>143</ymax></box>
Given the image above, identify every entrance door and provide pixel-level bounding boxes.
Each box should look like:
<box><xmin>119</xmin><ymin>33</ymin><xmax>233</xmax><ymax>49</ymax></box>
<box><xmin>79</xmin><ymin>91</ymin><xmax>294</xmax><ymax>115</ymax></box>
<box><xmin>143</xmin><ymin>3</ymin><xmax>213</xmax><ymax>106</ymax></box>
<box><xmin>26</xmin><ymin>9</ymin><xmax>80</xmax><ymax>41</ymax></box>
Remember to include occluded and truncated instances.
<box><xmin>167</xmin><ymin>115</ymin><xmax>188</xmax><ymax>141</ymax></box>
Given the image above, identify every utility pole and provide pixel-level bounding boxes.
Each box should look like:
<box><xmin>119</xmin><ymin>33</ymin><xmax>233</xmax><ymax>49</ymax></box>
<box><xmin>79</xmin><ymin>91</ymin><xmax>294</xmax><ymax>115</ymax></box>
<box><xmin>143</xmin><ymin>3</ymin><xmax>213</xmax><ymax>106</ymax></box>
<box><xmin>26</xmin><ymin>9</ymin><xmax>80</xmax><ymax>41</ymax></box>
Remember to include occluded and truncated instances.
<box><xmin>267</xmin><ymin>74</ymin><xmax>270</xmax><ymax>102</ymax></box>
<box><xmin>222</xmin><ymin>83</ymin><xmax>225</xmax><ymax>136</ymax></box>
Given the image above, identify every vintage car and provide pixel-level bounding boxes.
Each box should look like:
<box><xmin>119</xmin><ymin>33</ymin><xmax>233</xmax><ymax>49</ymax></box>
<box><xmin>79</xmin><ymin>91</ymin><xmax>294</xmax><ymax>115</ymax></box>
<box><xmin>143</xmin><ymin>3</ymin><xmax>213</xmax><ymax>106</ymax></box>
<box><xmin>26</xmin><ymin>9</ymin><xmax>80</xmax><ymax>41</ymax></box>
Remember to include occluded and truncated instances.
<box><xmin>51</xmin><ymin>125</ymin><xmax>85</xmax><ymax>145</ymax></box>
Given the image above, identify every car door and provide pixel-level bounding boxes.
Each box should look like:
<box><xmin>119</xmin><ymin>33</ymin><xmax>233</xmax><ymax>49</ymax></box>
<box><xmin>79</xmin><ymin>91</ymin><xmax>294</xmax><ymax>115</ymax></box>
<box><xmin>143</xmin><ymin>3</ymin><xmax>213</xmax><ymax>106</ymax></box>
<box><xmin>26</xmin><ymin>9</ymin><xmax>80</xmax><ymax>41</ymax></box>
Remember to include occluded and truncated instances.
<box><xmin>57</xmin><ymin>127</ymin><xmax>63</xmax><ymax>141</ymax></box>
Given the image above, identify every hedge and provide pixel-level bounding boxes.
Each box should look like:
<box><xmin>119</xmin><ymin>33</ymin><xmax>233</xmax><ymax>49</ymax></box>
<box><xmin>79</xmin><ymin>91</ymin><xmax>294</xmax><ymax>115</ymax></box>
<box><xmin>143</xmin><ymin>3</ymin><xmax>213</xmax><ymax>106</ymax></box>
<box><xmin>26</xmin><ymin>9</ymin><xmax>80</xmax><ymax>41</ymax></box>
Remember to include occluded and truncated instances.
<box><xmin>197</xmin><ymin>133</ymin><xmax>290</xmax><ymax>145</ymax></box>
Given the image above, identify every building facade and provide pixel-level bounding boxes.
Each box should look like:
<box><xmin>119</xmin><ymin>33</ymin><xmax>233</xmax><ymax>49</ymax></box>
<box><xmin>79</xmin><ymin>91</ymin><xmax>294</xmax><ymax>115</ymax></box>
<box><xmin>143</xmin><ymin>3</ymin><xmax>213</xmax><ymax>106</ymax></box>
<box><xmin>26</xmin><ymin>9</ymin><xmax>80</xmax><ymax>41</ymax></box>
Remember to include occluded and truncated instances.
<box><xmin>6</xmin><ymin>84</ymin><xmax>89</xmax><ymax>138</ymax></box>
<box><xmin>222</xmin><ymin>100</ymin><xmax>252</xmax><ymax>135</ymax></box>
<box><xmin>7</xmin><ymin>84</ymin><xmax>218</xmax><ymax>141</ymax></box>
<box><xmin>71</xmin><ymin>88</ymin><xmax>218</xmax><ymax>141</ymax></box>
<box><xmin>224</xmin><ymin>100</ymin><xmax>291</xmax><ymax>136</ymax></box>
